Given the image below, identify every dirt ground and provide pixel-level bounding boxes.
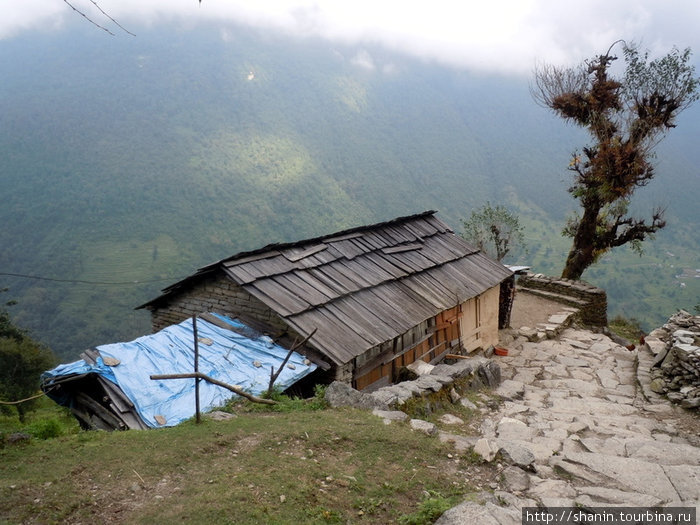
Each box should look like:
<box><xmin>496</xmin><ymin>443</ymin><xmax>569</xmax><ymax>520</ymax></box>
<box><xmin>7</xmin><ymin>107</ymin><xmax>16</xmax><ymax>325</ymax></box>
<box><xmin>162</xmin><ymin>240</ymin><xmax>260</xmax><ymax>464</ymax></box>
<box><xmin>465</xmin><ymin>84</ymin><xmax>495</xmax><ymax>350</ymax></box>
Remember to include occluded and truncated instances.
<box><xmin>508</xmin><ymin>289</ymin><xmax>568</xmax><ymax>329</ymax></box>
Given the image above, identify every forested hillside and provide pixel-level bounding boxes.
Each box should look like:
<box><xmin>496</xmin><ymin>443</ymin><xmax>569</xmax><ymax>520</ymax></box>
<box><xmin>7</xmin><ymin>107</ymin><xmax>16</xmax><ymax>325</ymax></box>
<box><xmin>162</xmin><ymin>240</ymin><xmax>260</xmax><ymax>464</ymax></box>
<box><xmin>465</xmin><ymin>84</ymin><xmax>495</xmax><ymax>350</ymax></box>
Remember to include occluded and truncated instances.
<box><xmin>1</xmin><ymin>21</ymin><xmax>698</xmax><ymax>359</ymax></box>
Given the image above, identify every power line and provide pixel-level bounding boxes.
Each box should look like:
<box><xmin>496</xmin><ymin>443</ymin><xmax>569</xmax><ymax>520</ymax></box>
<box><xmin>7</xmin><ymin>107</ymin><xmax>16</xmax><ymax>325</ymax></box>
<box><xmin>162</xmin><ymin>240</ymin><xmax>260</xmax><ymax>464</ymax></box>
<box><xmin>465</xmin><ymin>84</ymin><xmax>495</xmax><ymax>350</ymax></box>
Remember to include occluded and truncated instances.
<box><xmin>0</xmin><ymin>272</ymin><xmax>185</xmax><ymax>286</ymax></box>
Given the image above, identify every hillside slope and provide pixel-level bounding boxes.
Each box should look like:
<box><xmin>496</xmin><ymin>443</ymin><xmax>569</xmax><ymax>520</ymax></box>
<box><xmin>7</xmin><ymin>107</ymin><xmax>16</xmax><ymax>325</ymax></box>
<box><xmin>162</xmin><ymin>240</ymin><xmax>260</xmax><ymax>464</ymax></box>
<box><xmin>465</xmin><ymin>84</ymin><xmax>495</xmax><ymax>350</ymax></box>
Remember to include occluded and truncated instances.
<box><xmin>0</xmin><ymin>21</ymin><xmax>698</xmax><ymax>358</ymax></box>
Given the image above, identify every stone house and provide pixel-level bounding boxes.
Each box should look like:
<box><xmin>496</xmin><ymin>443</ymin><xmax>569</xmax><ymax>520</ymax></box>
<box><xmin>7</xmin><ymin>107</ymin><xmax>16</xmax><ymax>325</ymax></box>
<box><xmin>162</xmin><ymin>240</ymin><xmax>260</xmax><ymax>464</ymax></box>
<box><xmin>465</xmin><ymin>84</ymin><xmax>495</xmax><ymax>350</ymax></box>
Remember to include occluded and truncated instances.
<box><xmin>138</xmin><ymin>211</ymin><xmax>513</xmax><ymax>391</ymax></box>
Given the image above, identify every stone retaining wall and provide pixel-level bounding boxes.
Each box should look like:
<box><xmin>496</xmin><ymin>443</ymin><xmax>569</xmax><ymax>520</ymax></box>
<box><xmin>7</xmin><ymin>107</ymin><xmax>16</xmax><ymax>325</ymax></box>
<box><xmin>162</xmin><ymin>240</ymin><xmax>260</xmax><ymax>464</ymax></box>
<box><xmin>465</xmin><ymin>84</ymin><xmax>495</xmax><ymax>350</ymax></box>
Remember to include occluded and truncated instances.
<box><xmin>517</xmin><ymin>272</ymin><xmax>607</xmax><ymax>327</ymax></box>
<box><xmin>325</xmin><ymin>357</ymin><xmax>501</xmax><ymax>417</ymax></box>
<box><xmin>645</xmin><ymin>310</ymin><xmax>700</xmax><ymax>409</ymax></box>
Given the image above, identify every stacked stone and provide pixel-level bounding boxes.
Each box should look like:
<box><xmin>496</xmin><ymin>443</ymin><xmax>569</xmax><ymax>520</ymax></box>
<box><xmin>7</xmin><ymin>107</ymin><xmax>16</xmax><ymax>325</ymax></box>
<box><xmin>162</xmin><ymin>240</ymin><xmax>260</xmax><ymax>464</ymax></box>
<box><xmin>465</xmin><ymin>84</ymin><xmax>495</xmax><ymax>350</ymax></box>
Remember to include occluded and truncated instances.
<box><xmin>647</xmin><ymin>310</ymin><xmax>700</xmax><ymax>409</ymax></box>
<box><xmin>516</xmin><ymin>273</ymin><xmax>607</xmax><ymax>327</ymax></box>
<box><xmin>149</xmin><ymin>274</ymin><xmax>288</xmax><ymax>334</ymax></box>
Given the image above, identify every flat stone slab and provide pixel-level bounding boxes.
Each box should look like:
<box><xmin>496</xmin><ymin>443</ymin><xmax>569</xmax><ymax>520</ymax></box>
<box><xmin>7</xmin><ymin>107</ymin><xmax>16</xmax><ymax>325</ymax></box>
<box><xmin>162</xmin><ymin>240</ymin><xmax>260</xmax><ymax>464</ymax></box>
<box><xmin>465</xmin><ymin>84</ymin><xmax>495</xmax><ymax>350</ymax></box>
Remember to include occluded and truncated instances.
<box><xmin>625</xmin><ymin>438</ymin><xmax>700</xmax><ymax>466</ymax></box>
<box><xmin>575</xmin><ymin>486</ymin><xmax>663</xmax><ymax>507</ymax></box>
<box><xmin>561</xmin><ymin>452</ymin><xmax>680</xmax><ymax>501</ymax></box>
<box><xmin>371</xmin><ymin>409</ymin><xmax>409</xmax><ymax>422</ymax></box>
<box><xmin>435</xmin><ymin>501</ymin><xmax>521</xmax><ymax>525</ymax></box>
<box><xmin>661</xmin><ymin>464</ymin><xmax>700</xmax><ymax>501</ymax></box>
<box><xmin>438</xmin><ymin>432</ymin><xmax>476</xmax><ymax>452</ymax></box>
<box><xmin>494</xmin><ymin>379</ymin><xmax>525</xmax><ymax>400</ymax></box>
<box><xmin>473</xmin><ymin>438</ymin><xmax>499</xmax><ymax>462</ymax></box>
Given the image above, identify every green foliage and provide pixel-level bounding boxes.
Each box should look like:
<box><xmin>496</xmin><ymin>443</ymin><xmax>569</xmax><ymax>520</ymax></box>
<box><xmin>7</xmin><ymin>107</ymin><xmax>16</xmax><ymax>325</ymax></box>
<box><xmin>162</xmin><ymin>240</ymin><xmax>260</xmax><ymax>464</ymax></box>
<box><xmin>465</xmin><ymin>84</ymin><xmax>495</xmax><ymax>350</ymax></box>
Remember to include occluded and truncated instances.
<box><xmin>460</xmin><ymin>202</ymin><xmax>526</xmax><ymax>262</ymax></box>
<box><xmin>230</xmin><ymin>386</ymin><xmax>328</xmax><ymax>414</ymax></box>
<box><xmin>0</xmin><ymin>310</ymin><xmax>56</xmax><ymax>422</ymax></box>
<box><xmin>25</xmin><ymin>418</ymin><xmax>63</xmax><ymax>440</ymax></box>
<box><xmin>534</xmin><ymin>42</ymin><xmax>700</xmax><ymax>280</ymax></box>
<box><xmin>398</xmin><ymin>490</ymin><xmax>459</xmax><ymax>525</ymax></box>
<box><xmin>609</xmin><ymin>315</ymin><xmax>645</xmax><ymax>342</ymax></box>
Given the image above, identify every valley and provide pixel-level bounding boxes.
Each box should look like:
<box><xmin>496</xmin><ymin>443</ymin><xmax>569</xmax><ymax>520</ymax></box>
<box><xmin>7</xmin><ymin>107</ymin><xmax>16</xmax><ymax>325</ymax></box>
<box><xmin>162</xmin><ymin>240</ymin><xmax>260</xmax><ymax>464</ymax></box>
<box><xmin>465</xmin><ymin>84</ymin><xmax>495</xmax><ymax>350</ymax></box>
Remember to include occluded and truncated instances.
<box><xmin>0</xmin><ymin>21</ymin><xmax>698</xmax><ymax>360</ymax></box>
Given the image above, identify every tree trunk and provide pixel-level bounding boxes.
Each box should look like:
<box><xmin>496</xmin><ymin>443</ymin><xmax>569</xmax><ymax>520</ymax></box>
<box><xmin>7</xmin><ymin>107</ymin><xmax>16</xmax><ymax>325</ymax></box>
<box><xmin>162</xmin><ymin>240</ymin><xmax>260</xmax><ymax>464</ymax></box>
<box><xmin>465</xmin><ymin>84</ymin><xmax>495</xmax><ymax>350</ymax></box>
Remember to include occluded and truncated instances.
<box><xmin>561</xmin><ymin>201</ymin><xmax>601</xmax><ymax>280</ymax></box>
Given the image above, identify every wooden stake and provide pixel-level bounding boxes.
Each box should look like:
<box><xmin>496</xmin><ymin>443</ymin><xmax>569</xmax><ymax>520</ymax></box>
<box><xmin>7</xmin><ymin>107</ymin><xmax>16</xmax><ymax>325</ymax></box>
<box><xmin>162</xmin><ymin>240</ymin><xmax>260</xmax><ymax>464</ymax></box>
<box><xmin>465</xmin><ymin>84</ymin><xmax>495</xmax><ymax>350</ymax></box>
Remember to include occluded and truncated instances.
<box><xmin>266</xmin><ymin>328</ymin><xmax>317</xmax><ymax>395</ymax></box>
<box><xmin>193</xmin><ymin>315</ymin><xmax>201</xmax><ymax>424</ymax></box>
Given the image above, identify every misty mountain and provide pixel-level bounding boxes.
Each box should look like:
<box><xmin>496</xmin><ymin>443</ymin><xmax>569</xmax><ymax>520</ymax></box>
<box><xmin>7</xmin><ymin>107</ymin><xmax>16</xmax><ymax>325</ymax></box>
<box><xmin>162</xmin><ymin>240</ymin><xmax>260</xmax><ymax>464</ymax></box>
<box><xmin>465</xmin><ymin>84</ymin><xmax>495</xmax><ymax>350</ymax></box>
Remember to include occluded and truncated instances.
<box><xmin>1</xmin><ymin>21</ymin><xmax>698</xmax><ymax>359</ymax></box>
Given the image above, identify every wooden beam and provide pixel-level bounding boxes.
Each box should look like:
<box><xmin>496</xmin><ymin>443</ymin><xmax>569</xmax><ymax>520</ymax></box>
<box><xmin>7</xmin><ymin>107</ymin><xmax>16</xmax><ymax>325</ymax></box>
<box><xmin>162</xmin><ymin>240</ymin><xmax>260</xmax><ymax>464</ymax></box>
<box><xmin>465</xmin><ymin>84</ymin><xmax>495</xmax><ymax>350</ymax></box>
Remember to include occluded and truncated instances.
<box><xmin>150</xmin><ymin>372</ymin><xmax>277</xmax><ymax>405</ymax></box>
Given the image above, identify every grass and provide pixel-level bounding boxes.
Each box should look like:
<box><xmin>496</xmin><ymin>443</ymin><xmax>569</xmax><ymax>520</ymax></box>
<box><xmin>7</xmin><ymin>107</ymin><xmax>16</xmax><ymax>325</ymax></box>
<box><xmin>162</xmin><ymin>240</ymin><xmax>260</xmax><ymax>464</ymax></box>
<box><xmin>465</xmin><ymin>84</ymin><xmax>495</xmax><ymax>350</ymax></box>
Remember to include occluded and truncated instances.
<box><xmin>0</xmin><ymin>398</ymin><xmax>497</xmax><ymax>524</ymax></box>
<box><xmin>608</xmin><ymin>315</ymin><xmax>645</xmax><ymax>343</ymax></box>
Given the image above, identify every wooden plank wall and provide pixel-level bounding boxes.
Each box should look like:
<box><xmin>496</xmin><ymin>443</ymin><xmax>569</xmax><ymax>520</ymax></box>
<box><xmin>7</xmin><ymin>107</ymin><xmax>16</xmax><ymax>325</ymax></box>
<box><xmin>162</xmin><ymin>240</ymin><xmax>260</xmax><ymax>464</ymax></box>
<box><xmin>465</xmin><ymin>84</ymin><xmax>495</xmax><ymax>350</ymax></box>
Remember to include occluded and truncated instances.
<box><xmin>353</xmin><ymin>305</ymin><xmax>462</xmax><ymax>391</ymax></box>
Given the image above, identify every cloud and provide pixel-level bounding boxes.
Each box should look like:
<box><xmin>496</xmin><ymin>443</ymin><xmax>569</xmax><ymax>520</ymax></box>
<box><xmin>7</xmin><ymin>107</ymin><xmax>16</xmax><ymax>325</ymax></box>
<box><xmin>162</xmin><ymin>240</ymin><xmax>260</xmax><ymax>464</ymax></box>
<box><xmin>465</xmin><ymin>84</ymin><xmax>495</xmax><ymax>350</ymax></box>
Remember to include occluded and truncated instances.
<box><xmin>3</xmin><ymin>0</ymin><xmax>700</xmax><ymax>75</ymax></box>
<box><xmin>350</xmin><ymin>50</ymin><xmax>375</xmax><ymax>71</ymax></box>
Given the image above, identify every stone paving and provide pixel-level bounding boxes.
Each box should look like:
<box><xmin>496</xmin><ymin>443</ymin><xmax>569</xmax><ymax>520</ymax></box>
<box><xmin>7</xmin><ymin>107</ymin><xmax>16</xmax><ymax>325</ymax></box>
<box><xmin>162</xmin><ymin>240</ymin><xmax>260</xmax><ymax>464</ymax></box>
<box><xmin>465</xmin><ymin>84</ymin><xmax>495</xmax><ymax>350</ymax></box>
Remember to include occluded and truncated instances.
<box><xmin>434</xmin><ymin>325</ymin><xmax>700</xmax><ymax>524</ymax></box>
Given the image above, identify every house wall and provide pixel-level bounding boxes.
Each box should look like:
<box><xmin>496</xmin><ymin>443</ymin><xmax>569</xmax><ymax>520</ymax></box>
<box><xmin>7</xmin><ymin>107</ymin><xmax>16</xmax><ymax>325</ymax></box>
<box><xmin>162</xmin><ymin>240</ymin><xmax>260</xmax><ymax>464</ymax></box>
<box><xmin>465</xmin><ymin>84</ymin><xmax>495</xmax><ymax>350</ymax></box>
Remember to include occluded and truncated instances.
<box><xmin>459</xmin><ymin>284</ymin><xmax>501</xmax><ymax>352</ymax></box>
<box><xmin>353</xmin><ymin>299</ymin><xmax>485</xmax><ymax>391</ymax></box>
<box><xmin>148</xmin><ymin>273</ymin><xmax>289</xmax><ymax>336</ymax></box>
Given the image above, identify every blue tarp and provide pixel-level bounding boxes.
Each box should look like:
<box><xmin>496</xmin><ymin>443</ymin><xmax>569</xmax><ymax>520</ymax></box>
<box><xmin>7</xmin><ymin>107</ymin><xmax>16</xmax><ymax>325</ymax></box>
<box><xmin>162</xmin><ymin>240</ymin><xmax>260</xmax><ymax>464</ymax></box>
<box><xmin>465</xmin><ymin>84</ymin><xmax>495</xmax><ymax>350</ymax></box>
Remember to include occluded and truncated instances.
<box><xmin>41</xmin><ymin>314</ymin><xmax>317</xmax><ymax>428</ymax></box>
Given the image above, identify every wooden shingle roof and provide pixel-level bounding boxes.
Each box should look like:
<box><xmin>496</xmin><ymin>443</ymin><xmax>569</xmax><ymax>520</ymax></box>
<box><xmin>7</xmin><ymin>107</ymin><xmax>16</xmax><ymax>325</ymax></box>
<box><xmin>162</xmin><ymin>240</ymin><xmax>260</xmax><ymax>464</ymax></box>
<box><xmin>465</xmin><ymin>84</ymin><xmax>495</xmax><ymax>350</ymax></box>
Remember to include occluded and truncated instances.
<box><xmin>140</xmin><ymin>211</ymin><xmax>513</xmax><ymax>365</ymax></box>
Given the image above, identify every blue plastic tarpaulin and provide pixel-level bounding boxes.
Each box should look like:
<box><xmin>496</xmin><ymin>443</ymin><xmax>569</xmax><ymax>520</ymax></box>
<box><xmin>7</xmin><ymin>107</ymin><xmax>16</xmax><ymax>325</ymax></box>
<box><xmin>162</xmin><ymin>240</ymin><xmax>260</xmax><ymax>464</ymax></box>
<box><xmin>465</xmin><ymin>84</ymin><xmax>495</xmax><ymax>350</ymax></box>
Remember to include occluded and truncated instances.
<box><xmin>41</xmin><ymin>313</ymin><xmax>317</xmax><ymax>428</ymax></box>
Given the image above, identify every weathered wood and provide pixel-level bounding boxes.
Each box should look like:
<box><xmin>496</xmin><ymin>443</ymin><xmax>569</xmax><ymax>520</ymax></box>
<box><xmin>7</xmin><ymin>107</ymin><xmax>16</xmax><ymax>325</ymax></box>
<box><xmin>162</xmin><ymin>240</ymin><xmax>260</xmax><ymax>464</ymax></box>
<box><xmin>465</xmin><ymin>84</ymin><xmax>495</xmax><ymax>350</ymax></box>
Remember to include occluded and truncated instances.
<box><xmin>150</xmin><ymin>373</ymin><xmax>278</xmax><ymax>405</ymax></box>
<box><xmin>193</xmin><ymin>315</ymin><xmax>201</xmax><ymax>424</ymax></box>
<box><xmin>285</xmin><ymin>244</ymin><xmax>328</xmax><ymax>262</ymax></box>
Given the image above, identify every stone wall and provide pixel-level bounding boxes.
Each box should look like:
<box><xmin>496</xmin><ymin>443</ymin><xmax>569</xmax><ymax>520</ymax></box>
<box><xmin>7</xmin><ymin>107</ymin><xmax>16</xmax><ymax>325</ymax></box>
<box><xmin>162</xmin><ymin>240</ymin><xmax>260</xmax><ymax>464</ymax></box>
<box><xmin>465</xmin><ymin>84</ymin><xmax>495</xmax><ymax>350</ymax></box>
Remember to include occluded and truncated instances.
<box><xmin>148</xmin><ymin>272</ymin><xmax>291</xmax><ymax>336</ymax></box>
<box><xmin>516</xmin><ymin>272</ymin><xmax>607</xmax><ymax>327</ymax></box>
<box><xmin>645</xmin><ymin>310</ymin><xmax>700</xmax><ymax>409</ymax></box>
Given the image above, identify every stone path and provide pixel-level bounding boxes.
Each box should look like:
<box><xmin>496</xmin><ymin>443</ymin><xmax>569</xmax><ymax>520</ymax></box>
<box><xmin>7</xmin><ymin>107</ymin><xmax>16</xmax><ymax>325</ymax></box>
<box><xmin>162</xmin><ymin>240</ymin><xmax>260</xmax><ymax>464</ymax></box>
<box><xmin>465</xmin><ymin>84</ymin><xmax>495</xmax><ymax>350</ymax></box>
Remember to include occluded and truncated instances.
<box><xmin>435</xmin><ymin>326</ymin><xmax>700</xmax><ymax>524</ymax></box>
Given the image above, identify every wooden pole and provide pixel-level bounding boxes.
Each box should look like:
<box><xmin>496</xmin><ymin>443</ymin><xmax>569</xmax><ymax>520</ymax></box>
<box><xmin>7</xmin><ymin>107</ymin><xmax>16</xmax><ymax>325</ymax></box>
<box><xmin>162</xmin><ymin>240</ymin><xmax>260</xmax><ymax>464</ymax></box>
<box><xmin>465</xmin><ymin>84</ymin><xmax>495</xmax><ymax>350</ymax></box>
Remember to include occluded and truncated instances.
<box><xmin>266</xmin><ymin>328</ymin><xmax>317</xmax><ymax>395</ymax></box>
<box><xmin>150</xmin><ymin>372</ymin><xmax>277</xmax><ymax>405</ymax></box>
<box><xmin>193</xmin><ymin>315</ymin><xmax>201</xmax><ymax>424</ymax></box>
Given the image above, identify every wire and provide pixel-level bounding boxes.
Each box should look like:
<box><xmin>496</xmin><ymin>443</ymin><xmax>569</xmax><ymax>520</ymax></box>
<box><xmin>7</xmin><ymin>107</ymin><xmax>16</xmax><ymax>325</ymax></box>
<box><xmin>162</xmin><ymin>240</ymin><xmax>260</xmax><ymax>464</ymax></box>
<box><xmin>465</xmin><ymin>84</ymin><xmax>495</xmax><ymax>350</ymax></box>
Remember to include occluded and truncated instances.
<box><xmin>0</xmin><ymin>391</ymin><xmax>46</xmax><ymax>405</ymax></box>
<box><xmin>0</xmin><ymin>272</ymin><xmax>186</xmax><ymax>286</ymax></box>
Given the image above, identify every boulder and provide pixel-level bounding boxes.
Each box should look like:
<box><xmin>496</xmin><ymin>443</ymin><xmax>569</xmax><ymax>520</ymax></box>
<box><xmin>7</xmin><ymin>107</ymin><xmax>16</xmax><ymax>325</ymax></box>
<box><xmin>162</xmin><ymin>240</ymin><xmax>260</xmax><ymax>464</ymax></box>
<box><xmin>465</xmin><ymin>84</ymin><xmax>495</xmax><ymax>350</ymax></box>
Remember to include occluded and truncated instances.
<box><xmin>324</xmin><ymin>381</ymin><xmax>388</xmax><ymax>410</ymax></box>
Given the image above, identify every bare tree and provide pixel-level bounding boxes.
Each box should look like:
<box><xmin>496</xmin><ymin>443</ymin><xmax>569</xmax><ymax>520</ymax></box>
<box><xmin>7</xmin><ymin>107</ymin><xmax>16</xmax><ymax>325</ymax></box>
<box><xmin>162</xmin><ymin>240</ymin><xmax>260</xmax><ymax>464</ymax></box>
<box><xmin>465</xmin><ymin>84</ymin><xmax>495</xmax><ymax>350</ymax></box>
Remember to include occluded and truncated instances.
<box><xmin>532</xmin><ymin>42</ymin><xmax>699</xmax><ymax>280</ymax></box>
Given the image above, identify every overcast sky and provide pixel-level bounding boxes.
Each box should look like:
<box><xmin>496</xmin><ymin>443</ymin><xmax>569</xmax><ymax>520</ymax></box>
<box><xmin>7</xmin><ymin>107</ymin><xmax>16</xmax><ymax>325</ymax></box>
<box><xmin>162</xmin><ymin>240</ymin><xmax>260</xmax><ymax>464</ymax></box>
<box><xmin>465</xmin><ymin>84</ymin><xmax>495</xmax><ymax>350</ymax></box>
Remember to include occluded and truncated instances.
<box><xmin>3</xmin><ymin>0</ymin><xmax>700</xmax><ymax>75</ymax></box>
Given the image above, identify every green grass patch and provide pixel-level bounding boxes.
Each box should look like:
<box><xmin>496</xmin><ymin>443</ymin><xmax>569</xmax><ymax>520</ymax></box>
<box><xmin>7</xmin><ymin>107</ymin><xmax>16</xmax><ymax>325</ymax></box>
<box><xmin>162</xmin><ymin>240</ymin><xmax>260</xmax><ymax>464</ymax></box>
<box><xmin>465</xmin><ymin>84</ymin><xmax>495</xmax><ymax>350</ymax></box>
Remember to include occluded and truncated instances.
<box><xmin>608</xmin><ymin>315</ymin><xmax>645</xmax><ymax>343</ymax></box>
<box><xmin>0</xmin><ymin>406</ymin><xmax>487</xmax><ymax>524</ymax></box>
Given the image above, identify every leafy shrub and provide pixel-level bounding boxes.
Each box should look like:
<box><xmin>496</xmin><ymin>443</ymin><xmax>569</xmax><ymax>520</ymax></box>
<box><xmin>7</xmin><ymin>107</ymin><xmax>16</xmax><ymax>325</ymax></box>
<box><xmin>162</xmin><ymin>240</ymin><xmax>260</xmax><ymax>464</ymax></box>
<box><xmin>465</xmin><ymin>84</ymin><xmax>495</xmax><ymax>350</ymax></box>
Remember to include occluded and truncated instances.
<box><xmin>26</xmin><ymin>418</ymin><xmax>63</xmax><ymax>440</ymax></box>
<box><xmin>398</xmin><ymin>491</ymin><xmax>458</xmax><ymax>525</ymax></box>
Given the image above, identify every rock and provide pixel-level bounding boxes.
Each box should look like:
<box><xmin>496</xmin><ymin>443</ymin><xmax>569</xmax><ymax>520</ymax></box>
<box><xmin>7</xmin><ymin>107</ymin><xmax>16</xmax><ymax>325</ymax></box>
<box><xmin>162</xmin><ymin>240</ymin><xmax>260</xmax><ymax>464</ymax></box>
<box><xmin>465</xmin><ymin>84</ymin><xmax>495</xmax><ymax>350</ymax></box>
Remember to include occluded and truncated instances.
<box><xmin>409</xmin><ymin>419</ymin><xmax>437</xmax><ymax>436</ymax></box>
<box><xmin>501</xmin><ymin>465</ymin><xmax>531</xmax><ymax>492</ymax></box>
<box><xmin>496</xmin><ymin>417</ymin><xmax>533</xmax><ymax>440</ymax></box>
<box><xmin>495</xmin><ymin>379</ymin><xmax>525</xmax><ymax>400</ymax></box>
<box><xmin>207</xmin><ymin>410</ymin><xmax>237</xmax><ymax>421</ymax></box>
<box><xmin>518</xmin><ymin>326</ymin><xmax>538</xmax><ymax>341</ymax></box>
<box><xmin>449</xmin><ymin>388</ymin><xmax>460</xmax><ymax>403</ymax></box>
<box><xmin>438</xmin><ymin>432</ymin><xmax>476</xmax><ymax>452</ymax></box>
<box><xmin>560</xmin><ymin>452</ymin><xmax>680</xmax><ymax>501</ymax></box>
<box><xmin>497</xmin><ymin>441</ymin><xmax>536</xmax><ymax>470</ymax></box>
<box><xmin>477</xmin><ymin>361</ymin><xmax>501</xmax><ymax>389</ymax></box>
<box><xmin>6</xmin><ymin>432</ymin><xmax>31</xmax><ymax>445</ymax></box>
<box><xmin>371</xmin><ymin>409</ymin><xmax>408</xmax><ymax>422</ymax></box>
<box><xmin>473</xmin><ymin>438</ymin><xmax>499</xmax><ymax>462</ymax></box>
<box><xmin>407</xmin><ymin>360</ymin><xmax>434</xmax><ymax>376</ymax></box>
<box><xmin>576</xmin><ymin>486</ymin><xmax>662</xmax><ymax>507</ymax></box>
<box><xmin>459</xmin><ymin>398</ymin><xmax>478</xmax><ymax>410</ymax></box>
<box><xmin>438</xmin><ymin>414</ymin><xmax>464</xmax><ymax>425</ymax></box>
<box><xmin>649</xmin><ymin>378</ymin><xmax>667</xmax><ymax>394</ymax></box>
<box><xmin>434</xmin><ymin>501</ymin><xmax>520</xmax><ymax>525</ymax></box>
<box><xmin>661</xmin><ymin>464</ymin><xmax>700</xmax><ymax>501</ymax></box>
<box><xmin>324</xmin><ymin>381</ymin><xmax>388</xmax><ymax>410</ymax></box>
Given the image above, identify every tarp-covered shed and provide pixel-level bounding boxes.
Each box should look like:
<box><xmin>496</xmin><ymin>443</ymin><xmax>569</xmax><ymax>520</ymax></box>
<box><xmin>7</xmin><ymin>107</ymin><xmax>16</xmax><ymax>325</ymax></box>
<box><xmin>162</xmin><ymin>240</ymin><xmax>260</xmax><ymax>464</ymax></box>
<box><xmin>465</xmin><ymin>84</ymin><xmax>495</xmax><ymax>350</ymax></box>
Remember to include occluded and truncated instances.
<box><xmin>41</xmin><ymin>313</ymin><xmax>317</xmax><ymax>430</ymax></box>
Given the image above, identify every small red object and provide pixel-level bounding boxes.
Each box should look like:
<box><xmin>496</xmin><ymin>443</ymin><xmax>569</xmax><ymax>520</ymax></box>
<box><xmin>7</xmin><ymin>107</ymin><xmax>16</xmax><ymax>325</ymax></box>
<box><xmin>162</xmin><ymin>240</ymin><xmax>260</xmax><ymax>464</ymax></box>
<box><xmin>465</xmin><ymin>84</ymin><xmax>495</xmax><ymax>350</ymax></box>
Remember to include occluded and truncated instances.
<box><xmin>494</xmin><ymin>347</ymin><xmax>509</xmax><ymax>356</ymax></box>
